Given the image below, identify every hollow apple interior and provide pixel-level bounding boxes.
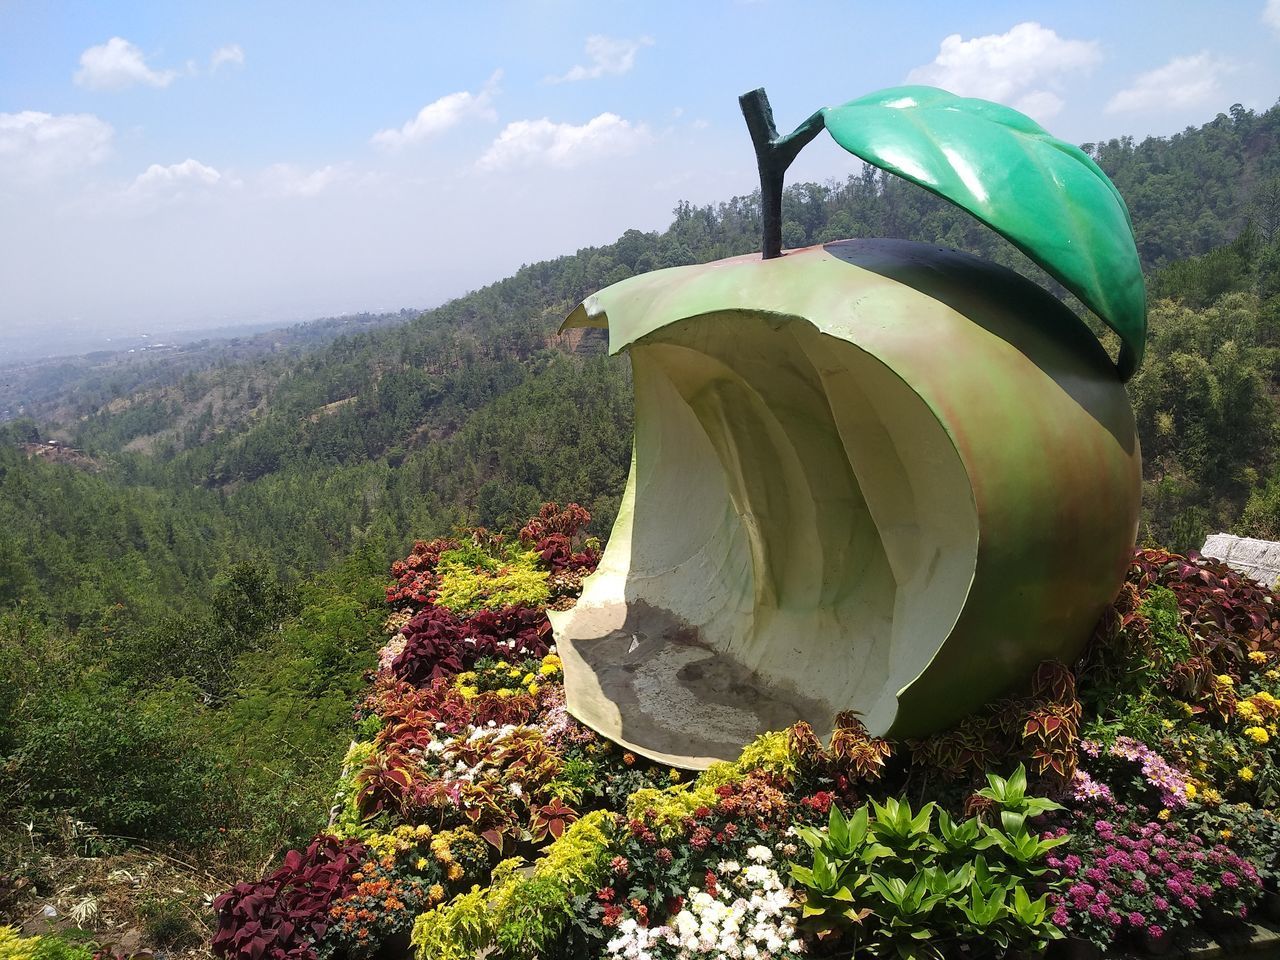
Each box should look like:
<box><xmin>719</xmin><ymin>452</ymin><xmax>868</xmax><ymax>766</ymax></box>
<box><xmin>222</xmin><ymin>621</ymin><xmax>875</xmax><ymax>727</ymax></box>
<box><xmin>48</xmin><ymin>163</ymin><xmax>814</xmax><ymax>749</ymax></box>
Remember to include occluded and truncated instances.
<box><xmin>548</xmin><ymin>310</ymin><xmax>980</xmax><ymax>769</ymax></box>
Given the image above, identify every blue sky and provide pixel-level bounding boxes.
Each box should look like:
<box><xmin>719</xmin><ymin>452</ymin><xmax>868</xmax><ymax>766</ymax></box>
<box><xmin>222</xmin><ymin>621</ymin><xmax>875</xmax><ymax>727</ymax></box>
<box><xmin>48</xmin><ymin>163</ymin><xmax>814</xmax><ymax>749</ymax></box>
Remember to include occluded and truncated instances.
<box><xmin>2</xmin><ymin>1</ymin><xmax>1279</xmax><ymax>347</ymax></box>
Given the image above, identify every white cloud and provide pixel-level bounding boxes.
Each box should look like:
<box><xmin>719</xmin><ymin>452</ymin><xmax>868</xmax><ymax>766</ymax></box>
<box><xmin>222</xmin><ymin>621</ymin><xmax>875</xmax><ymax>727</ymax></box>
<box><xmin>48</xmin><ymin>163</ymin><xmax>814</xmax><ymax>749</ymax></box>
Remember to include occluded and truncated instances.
<box><xmin>1012</xmin><ymin>90</ymin><xmax>1065</xmax><ymax>121</ymax></box>
<box><xmin>211</xmin><ymin>44</ymin><xmax>245</xmax><ymax>71</ymax></box>
<box><xmin>906</xmin><ymin>22</ymin><xmax>1100</xmax><ymax>121</ymax></box>
<box><xmin>371</xmin><ymin>71</ymin><xmax>502</xmax><ymax>148</ymax></box>
<box><xmin>1105</xmin><ymin>53</ymin><xmax>1226</xmax><ymax>113</ymax></box>
<box><xmin>123</xmin><ymin>159</ymin><xmax>239</xmax><ymax>207</ymax></box>
<box><xmin>261</xmin><ymin>163</ymin><xmax>347</xmax><ymax>197</ymax></box>
<box><xmin>477</xmin><ymin>113</ymin><xmax>650</xmax><ymax>171</ymax></box>
<box><xmin>75</xmin><ymin>37</ymin><xmax>177</xmax><ymax>90</ymax></box>
<box><xmin>1262</xmin><ymin>0</ymin><xmax>1280</xmax><ymax>32</ymax></box>
<box><xmin>548</xmin><ymin>35</ymin><xmax>653</xmax><ymax>83</ymax></box>
<box><xmin>0</xmin><ymin>110</ymin><xmax>114</xmax><ymax>182</ymax></box>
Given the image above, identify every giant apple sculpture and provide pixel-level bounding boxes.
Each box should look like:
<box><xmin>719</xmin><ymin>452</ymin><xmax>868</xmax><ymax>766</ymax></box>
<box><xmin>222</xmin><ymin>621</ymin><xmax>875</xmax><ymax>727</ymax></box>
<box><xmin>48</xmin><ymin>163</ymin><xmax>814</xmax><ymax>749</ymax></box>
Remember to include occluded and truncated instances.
<box><xmin>547</xmin><ymin>87</ymin><xmax>1146</xmax><ymax>769</ymax></box>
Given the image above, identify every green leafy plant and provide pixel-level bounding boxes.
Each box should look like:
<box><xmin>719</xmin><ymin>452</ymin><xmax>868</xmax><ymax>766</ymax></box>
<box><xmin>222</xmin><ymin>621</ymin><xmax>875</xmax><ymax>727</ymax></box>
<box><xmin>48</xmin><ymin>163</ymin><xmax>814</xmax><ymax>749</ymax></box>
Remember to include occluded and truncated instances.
<box><xmin>974</xmin><ymin>765</ymin><xmax>1065</xmax><ymax>819</ymax></box>
<box><xmin>791</xmin><ymin>770</ymin><xmax>1065</xmax><ymax>959</ymax></box>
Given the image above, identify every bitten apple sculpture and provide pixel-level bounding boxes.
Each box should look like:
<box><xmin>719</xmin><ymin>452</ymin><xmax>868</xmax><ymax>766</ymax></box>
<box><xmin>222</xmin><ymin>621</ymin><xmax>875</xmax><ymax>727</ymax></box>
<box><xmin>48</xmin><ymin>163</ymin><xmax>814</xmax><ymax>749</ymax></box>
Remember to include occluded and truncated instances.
<box><xmin>547</xmin><ymin>86</ymin><xmax>1146</xmax><ymax>769</ymax></box>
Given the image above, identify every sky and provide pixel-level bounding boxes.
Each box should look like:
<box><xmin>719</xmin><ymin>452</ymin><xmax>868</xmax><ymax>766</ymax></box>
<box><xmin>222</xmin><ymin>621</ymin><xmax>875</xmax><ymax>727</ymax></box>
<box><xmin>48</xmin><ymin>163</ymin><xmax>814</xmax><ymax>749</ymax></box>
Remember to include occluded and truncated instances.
<box><xmin>2</xmin><ymin>1</ymin><xmax>1279</xmax><ymax>353</ymax></box>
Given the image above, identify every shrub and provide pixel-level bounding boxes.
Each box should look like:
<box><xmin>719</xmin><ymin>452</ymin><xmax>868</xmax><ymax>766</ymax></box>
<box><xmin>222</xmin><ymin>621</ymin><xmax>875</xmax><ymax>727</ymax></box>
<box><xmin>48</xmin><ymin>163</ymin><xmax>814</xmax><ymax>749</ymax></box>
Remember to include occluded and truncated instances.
<box><xmin>790</xmin><ymin>770</ymin><xmax>1065</xmax><ymax>959</ymax></box>
<box><xmin>391</xmin><ymin>604</ymin><xmax>551</xmax><ymax>688</ymax></box>
<box><xmin>211</xmin><ymin>835</ymin><xmax>367</xmax><ymax>960</ymax></box>
<box><xmin>1049</xmin><ymin>816</ymin><xmax>1262</xmax><ymax>947</ymax></box>
<box><xmin>432</xmin><ymin>549</ymin><xmax>550</xmax><ymax>613</ymax></box>
<box><xmin>10</xmin><ymin>681</ymin><xmax>230</xmax><ymax>842</ymax></box>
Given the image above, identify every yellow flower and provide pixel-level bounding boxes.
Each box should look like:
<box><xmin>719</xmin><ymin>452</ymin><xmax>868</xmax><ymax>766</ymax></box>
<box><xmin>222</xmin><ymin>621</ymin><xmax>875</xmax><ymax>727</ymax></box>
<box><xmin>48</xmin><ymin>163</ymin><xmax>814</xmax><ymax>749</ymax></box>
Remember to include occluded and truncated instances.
<box><xmin>497</xmin><ymin>689</ymin><xmax>514</xmax><ymax>698</ymax></box>
<box><xmin>1217</xmin><ymin>674</ymin><xmax>1235</xmax><ymax>687</ymax></box>
<box><xmin>1157</xmin><ymin>809</ymin><xmax>1171</xmax><ymax>821</ymax></box>
<box><xmin>1162</xmin><ymin>719</ymin><xmax>1175</xmax><ymax>729</ymax></box>
<box><xmin>415</xmin><ymin>857</ymin><xmax>428</xmax><ymax>870</ymax></box>
<box><xmin>523</xmin><ymin>672</ymin><xmax>535</xmax><ymax>684</ymax></box>
<box><xmin>447</xmin><ymin>863</ymin><xmax>463</xmax><ymax>881</ymax></box>
<box><xmin>1249</xmin><ymin>651</ymin><xmax>1269</xmax><ymax>665</ymax></box>
<box><xmin>1266</xmin><ymin>669</ymin><xmax>1280</xmax><ymax>681</ymax></box>
<box><xmin>1220</xmin><ymin>828</ymin><xmax>1233</xmax><ymax>840</ymax></box>
<box><xmin>1240</xmin><ymin>767</ymin><xmax>1255</xmax><ymax>782</ymax></box>
<box><xmin>1244</xmin><ymin>726</ymin><xmax>1270</xmax><ymax>745</ymax></box>
<box><xmin>1238</xmin><ymin>701</ymin><xmax>1261</xmax><ymax>721</ymax></box>
<box><xmin>1202</xmin><ymin>787</ymin><xmax>1223</xmax><ymax>805</ymax></box>
<box><xmin>428</xmin><ymin>883</ymin><xmax>445</xmax><ymax>904</ymax></box>
<box><xmin>669</xmin><ymin>769</ymin><xmax>681</xmax><ymax>783</ymax></box>
<box><xmin>1184</xmin><ymin>783</ymin><xmax>1197</xmax><ymax>800</ymax></box>
<box><xmin>527</xmin><ymin>683</ymin><xmax>540</xmax><ymax>696</ymax></box>
<box><xmin>457</xmin><ymin>685</ymin><xmax>479</xmax><ymax>699</ymax></box>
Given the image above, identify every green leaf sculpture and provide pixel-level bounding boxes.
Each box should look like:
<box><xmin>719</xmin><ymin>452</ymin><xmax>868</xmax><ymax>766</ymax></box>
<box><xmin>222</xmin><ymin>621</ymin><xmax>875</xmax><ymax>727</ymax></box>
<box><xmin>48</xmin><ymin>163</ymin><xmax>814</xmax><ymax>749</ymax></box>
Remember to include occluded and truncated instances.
<box><xmin>821</xmin><ymin>86</ymin><xmax>1146</xmax><ymax>379</ymax></box>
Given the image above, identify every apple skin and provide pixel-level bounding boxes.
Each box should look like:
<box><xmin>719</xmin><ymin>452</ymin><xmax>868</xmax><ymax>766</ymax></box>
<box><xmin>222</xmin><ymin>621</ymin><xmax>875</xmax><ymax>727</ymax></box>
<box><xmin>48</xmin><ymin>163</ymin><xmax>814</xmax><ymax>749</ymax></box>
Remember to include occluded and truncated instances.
<box><xmin>550</xmin><ymin>238</ymin><xmax>1141</xmax><ymax>769</ymax></box>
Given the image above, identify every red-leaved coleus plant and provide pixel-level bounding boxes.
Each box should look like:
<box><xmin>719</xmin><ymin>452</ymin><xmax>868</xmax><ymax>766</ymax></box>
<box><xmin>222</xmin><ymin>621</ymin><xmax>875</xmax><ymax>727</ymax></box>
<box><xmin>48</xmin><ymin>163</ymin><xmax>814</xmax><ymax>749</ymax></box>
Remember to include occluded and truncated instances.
<box><xmin>385</xmin><ymin>538</ymin><xmax>460</xmax><ymax>608</ymax></box>
<box><xmin>1086</xmin><ymin>548</ymin><xmax>1280</xmax><ymax>716</ymax></box>
<box><xmin>519</xmin><ymin>502</ymin><xmax>601</xmax><ymax>574</ymax></box>
<box><xmin>211</xmin><ymin>835</ymin><xmax>366</xmax><ymax>960</ymax></box>
<box><xmin>390</xmin><ymin>604</ymin><xmax>551</xmax><ymax>688</ymax></box>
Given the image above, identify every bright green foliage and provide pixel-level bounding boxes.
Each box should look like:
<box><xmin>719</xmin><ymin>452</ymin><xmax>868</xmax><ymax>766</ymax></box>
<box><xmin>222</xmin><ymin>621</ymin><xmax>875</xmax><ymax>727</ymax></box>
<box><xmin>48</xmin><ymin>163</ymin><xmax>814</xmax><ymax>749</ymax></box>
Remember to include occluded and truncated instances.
<box><xmin>329</xmin><ymin>741</ymin><xmax>378</xmax><ymax>839</ymax></box>
<box><xmin>974</xmin><ymin>765</ymin><xmax>1066</xmax><ymax>819</ymax></box>
<box><xmin>790</xmin><ymin>768</ymin><xmax>1066</xmax><ymax>959</ymax></box>
<box><xmin>624</xmin><ymin>730</ymin><xmax>799</xmax><ymax>837</ymax></box>
<box><xmin>733</xmin><ymin>729</ymin><xmax>797</xmax><ymax>780</ymax></box>
<box><xmin>0</xmin><ymin>929</ymin><xmax>91</xmax><ymax>960</ymax></box>
<box><xmin>433</xmin><ymin>549</ymin><xmax>549</xmax><ymax>613</ymax></box>
<box><xmin>0</xmin><ymin>927</ymin><xmax>39</xmax><ymax>960</ymax></box>
<box><xmin>411</xmin><ymin>810</ymin><xmax>615</xmax><ymax>960</ymax></box>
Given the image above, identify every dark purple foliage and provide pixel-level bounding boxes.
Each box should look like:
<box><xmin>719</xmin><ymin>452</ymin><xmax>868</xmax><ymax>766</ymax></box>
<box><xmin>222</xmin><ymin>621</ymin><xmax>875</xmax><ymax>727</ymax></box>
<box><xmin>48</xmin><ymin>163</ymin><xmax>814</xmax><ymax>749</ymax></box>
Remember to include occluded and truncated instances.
<box><xmin>211</xmin><ymin>835</ymin><xmax>367</xmax><ymax>960</ymax></box>
<box><xmin>390</xmin><ymin>604</ymin><xmax>551</xmax><ymax>688</ymax></box>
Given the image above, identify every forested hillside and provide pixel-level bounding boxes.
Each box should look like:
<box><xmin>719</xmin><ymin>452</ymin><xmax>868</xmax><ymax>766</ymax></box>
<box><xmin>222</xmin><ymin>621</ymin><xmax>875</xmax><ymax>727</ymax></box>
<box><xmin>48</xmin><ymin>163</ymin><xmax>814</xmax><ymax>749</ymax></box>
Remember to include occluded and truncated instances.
<box><xmin>6</xmin><ymin>100</ymin><xmax>1280</xmax><ymax>609</ymax></box>
<box><xmin>2</xmin><ymin>98</ymin><xmax>1280</xmax><ymax>952</ymax></box>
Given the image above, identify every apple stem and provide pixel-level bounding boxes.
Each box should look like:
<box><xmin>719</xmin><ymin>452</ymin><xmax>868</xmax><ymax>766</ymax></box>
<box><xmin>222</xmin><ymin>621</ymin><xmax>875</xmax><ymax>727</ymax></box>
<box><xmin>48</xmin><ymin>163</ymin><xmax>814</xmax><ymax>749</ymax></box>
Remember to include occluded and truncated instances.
<box><xmin>739</xmin><ymin>88</ymin><xmax>826</xmax><ymax>259</ymax></box>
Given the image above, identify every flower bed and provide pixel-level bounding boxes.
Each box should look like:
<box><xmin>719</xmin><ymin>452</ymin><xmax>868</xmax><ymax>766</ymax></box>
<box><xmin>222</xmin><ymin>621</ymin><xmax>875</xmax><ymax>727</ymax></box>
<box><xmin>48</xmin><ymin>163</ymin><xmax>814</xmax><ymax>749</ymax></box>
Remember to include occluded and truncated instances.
<box><xmin>212</xmin><ymin>514</ymin><xmax>1280</xmax><ymax>960</ymax></box>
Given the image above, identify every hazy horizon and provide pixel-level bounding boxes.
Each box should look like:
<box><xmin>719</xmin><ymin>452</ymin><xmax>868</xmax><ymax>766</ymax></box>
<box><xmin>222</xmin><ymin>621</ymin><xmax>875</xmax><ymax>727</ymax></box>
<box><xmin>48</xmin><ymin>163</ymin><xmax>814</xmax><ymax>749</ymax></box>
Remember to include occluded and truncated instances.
<box><xmin>4</xmin><ymin>1</ymin><xmax>1280</xmax><ymax>354</ymax></box>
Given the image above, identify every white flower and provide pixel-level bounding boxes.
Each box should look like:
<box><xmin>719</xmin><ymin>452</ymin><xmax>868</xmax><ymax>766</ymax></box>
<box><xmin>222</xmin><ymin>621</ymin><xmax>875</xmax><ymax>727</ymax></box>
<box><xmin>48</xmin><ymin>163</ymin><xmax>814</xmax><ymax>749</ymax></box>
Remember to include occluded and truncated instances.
<box><xmin>508</xmin><ymin>782</ymin><xmax>523</xmax><ymax>797</ymax></box>
<box><xmin>746</xmin><ymin>844</ymin><xmax>774</xmax><ymax>863</ymax></box>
